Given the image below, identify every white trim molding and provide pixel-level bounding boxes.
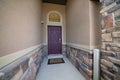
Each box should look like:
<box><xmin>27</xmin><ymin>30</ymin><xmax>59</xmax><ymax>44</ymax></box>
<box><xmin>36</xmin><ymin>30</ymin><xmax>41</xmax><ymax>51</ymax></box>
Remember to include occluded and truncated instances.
<box><xmin>66</xmin><ymin>43</ymin><xmax>93</xmax><ymax>53</ymax></box>
<box><xmin>0</xmin><ymin>44</ymin><xmax>43</xmax><ymax>69</ymax></box>
<box><xmin>93</xmin><ymin>49</ymin><xmax>100</xmax><ymax>80</ymax></box>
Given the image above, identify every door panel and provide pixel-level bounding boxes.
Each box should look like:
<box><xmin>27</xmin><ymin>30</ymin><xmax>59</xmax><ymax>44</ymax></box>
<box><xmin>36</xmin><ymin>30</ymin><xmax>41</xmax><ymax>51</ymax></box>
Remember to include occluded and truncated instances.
<box><xmin>48</xmin><ymin>26</ymin><xmax>62</xmax><ymax>54</ymax></box>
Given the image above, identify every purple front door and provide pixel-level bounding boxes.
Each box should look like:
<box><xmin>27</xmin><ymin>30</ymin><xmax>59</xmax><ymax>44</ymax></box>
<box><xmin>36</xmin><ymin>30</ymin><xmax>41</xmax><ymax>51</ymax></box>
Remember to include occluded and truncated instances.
<box><xmin>48</xmin><ymin>26</ymin><xmax>62</xmax><ymax>55</ymax></box>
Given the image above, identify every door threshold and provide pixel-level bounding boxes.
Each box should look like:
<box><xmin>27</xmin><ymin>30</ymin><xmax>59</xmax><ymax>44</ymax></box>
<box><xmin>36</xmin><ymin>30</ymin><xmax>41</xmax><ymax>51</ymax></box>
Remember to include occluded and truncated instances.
<box><xmin>48</xmin><ymin>54</ymin><xmax>63</xmax><ymax>59</ymax></box>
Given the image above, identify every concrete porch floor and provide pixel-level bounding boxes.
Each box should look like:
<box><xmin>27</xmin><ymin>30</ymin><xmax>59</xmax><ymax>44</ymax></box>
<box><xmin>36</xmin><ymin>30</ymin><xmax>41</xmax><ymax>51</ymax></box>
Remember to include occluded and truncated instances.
<box><xmin>36</xmin><ymin>54</ymin><xmax>85</xmax><ymax>80</ymax></box>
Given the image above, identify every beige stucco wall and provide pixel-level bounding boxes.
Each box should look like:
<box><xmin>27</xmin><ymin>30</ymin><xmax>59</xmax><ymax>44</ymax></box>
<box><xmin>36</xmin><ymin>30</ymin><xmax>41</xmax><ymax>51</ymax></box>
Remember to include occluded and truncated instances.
<box><xmin>66</xmin><ymin>0</ymin><xmax>90</xmax><ymax>49</ymax></box>
<box><xmin>42</xmin><ymin>3</ymin><xmax>66</xmax><ymax>45</ymax></box>
<box><xmin>66</xmin><ymin>0</ymin><xmax>101</xmax><ymax>50</ymax></box>
<box><xmin>0</xmin><ymin>0</ymin><xmax>42</xmax><ymax>57</ymax></box>
<box><xmin>89</xmin><ymin>1</ymin><xmax>101</xmax><ymax>49</ymax></box>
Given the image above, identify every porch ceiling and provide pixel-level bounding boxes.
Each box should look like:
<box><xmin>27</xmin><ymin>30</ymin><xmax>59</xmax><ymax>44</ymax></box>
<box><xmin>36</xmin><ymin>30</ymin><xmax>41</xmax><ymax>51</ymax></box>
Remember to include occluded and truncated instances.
<box><xmin>42</xmin><ymin>0</ymin><xmax>67</xmax><ymax>5</ymax></box>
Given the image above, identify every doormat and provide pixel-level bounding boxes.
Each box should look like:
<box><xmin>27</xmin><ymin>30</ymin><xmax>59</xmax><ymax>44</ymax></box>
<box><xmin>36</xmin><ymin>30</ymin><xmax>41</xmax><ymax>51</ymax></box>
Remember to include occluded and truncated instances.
<box><xmin>48</xmin><ymin>58</ymin><xmax>65</xmax><ymax>65</ymax></box>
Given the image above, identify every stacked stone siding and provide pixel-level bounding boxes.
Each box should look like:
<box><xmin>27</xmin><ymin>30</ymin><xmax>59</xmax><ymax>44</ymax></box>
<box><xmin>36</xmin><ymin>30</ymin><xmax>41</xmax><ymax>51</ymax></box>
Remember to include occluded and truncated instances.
<box><xmin>100</xmin><ymin>0</ymin><xmax>120</xmax><ymax>80</ymax></box>
<box><xmin>0</xmin><ymin>47</ymin><xmax>44</xmax><ymax>80</ymax></box>
<box><xmin>66</xmin><ymin>46</ymin><xmax>93</xmax><ymax>80</ymax></box>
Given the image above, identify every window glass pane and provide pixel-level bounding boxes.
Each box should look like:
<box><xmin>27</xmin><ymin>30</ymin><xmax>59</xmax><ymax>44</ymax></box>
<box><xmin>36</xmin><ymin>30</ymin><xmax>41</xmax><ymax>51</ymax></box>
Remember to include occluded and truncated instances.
<box><xmin>49</xmin><ymin>13</ymin><xmax>60</xmax><ymax>22</ymax></box>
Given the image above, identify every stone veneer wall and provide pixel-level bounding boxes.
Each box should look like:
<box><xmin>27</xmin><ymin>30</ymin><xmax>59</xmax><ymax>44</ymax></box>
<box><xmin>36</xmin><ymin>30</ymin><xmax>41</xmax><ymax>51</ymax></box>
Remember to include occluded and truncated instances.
<box><xmin>0</xmin><ymin>47</ymin><xmax>44</xmax><ymax>80</ymax></box>
<box><xmin>66</xmin><ymin>45</ymin><xmax>93</xmax><ymax>80</ymax></box>
<box><xmin>100</xmin><ymin>0</ymin><xmax>120</xmax><ymax>80</ymax></box>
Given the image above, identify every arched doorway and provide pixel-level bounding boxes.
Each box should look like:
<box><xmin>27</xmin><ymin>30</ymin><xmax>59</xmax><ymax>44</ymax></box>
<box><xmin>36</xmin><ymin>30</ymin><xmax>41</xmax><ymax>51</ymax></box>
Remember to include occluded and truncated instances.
<box><xmin>47</xmin><ymin>11</ymin><xmax>63</xmax><ymax>54</ymax></box>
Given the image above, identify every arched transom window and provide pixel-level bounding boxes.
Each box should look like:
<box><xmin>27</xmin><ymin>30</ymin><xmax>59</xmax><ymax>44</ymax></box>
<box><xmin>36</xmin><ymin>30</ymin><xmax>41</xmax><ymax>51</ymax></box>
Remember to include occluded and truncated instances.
<box><xmin>49</xmin><ymin>13</ymin><xmax>60</xmax><ymax>22</ymax></box>
<box><xmin>48</xmin><ymin>11</ymin><xmax>62</xmax><ymax>24</ymax></box>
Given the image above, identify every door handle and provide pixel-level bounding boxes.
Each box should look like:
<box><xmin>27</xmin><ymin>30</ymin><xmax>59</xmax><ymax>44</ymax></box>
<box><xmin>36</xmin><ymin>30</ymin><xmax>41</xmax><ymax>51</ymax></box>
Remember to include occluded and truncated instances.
<box><xmin>59</xmin><ymin>39</ymin><xmax>61</xmax><ymax>41</ymax></box>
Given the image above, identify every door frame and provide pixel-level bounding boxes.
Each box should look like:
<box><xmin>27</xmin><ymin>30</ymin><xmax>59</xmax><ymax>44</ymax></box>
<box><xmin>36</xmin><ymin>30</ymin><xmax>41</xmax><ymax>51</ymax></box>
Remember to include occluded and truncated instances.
<box><xmin>46</xmin><ymin>24</ymin><xmax>63</xmax><ymax>55</ymax></box>
<box><xmin>45</xmin><ymin>11</ymin><xmax>64</xmax><ymax>55</ymax></box>
<box><xmin>48</xmin><ymin>25</ymin><xmax>62</xmax><ymax>54</ymax></box>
